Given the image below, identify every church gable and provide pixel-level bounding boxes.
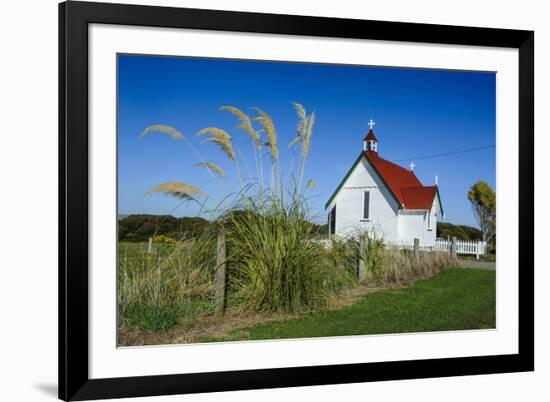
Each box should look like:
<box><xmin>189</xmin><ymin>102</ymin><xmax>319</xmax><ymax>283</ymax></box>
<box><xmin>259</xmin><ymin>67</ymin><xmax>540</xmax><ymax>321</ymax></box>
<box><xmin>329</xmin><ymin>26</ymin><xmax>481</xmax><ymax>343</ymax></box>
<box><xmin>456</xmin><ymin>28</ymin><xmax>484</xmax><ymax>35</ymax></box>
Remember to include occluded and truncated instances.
<box><xmin>325</xmin><ymin>152</ymin><xmax>400</xmax><ymax>209</ymax></box>
<box><xmin>337</xmin><ymin>156</ymin><xmax>401</xmax><ymax>212</ymax></box>
<box><xmin>324</xmin><ymin>152</ymin><xmax>404</xmax><ymax>211</ymax></box>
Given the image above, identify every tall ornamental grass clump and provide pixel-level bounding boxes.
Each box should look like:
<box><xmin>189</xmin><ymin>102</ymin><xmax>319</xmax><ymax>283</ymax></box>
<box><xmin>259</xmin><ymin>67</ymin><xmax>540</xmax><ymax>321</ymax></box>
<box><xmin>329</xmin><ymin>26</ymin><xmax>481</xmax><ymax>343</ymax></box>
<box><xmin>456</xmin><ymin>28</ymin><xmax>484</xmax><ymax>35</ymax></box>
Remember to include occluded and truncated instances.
<box><xmin>139</xmin><ymin>103</ymin><xmax>359</xmax><ymax>314</ymax></box>
<box><xmin>225</xmin><ymin>199</ymin><xmax>356</xmax><ymax>313</ymax></box>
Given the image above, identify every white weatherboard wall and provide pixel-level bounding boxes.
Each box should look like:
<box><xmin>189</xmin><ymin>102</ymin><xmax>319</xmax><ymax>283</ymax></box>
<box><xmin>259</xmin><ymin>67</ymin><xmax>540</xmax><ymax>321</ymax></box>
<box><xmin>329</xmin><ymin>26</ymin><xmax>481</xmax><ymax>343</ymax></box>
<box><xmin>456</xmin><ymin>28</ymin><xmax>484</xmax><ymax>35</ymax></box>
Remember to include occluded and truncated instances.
<box><xmin>333</xmin><ymin>158</ymin><xmax>400</xmax><ymax>240</ymax></box>
<box><xmin>397</xmin><ymin>210</ymin><xmax>436</xmax><ymax>245</ymax></box>
<box><xmin>397</xmin><ymin>197</ymin><xmax>439</xmax><ymax>245</ymax></box>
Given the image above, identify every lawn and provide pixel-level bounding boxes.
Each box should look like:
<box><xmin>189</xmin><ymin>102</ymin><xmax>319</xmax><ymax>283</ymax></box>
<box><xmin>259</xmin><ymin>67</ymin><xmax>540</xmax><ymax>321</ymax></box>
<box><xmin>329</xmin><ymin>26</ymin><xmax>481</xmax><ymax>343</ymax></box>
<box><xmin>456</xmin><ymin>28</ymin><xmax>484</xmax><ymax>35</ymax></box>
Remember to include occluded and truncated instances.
<box><xmin>200</xmin><ymin>268</ymin><xmax>495</xmax><ymax>342</ymax></box>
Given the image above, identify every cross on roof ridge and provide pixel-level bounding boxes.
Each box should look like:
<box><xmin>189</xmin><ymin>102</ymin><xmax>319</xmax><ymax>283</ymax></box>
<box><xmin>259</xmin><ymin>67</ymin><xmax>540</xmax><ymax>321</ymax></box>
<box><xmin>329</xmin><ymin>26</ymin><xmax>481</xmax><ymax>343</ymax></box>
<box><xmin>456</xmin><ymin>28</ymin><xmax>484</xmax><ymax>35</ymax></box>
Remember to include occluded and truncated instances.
<box><xmin>368</xmin><ymin>119</ymin><xmax>376</xmax><ymax>130</ymax></box>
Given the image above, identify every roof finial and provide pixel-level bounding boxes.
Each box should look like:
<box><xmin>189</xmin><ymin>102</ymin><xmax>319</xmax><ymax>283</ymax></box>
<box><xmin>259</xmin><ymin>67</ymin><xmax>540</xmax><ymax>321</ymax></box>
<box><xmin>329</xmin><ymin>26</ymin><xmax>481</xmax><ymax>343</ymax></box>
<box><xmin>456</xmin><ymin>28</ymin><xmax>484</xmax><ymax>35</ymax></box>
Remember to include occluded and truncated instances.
<box><xmin>435</xmin><ymin>175</ymin><xmax>439</xmax><ymax>185</ymax></box>
<box><xmin>409</xmin><ymin>161</ymin><xmax>416</xmax><ymax>171</ymax></box>
<box><xmin>368</xmin><ymin>119</ymin><xmax>376</xmax><ymax>130</ymax></box>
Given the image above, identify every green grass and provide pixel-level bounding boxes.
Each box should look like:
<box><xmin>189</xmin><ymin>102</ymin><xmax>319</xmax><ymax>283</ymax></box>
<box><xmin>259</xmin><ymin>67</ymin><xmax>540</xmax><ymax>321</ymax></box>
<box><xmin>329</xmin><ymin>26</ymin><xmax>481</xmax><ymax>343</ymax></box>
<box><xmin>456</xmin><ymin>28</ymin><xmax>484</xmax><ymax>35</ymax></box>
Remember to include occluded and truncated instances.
<box><xmin>122</xmin><ymin>303</ymin><xmax>182</xmax><ymax>332</ymax></box>
<box><xmin>200</xmin><ymin>268</ymin><xmax>495</xmax><ymax>342</ymax></box>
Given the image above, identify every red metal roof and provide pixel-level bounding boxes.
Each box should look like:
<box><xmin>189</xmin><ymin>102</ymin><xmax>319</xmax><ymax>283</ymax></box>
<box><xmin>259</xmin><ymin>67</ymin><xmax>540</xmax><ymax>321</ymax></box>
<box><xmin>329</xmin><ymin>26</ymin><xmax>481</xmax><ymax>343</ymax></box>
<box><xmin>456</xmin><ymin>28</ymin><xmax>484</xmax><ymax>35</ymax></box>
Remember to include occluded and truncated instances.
<box><xmin>363</xmin><ymin>130</ymin><xmax>378</xmax><ymax>142</ymax></box>
<box><xmin>364</xmin><ymin>151</ymin><xmax>436</xmax><ymax>210</ymax></box>
<box><xmin>400</xmin><ymin>186</ymin><xmax>438</xmax><ymax>210</ymax></box>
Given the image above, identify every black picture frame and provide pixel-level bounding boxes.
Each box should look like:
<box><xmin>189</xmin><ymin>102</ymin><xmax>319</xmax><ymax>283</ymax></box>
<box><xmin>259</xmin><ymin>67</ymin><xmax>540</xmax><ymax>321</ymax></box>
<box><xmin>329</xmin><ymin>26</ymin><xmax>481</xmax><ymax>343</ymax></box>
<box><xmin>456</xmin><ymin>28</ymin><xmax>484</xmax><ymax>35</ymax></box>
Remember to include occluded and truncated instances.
<box><xmin>59</xmin><ymin>1</ymin><xmax>534</xmax><ymax>400</ymax></box>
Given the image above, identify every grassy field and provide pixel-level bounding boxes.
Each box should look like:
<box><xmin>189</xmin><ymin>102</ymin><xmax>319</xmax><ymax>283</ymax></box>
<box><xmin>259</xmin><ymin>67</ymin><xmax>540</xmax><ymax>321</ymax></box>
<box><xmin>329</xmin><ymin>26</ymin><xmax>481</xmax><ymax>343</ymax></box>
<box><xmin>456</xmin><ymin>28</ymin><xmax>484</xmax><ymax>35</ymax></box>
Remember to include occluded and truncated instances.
<box><xmin>199</xmin><ymin>268</ymin><xmax>495</xmax><ymax>342</ymax></box>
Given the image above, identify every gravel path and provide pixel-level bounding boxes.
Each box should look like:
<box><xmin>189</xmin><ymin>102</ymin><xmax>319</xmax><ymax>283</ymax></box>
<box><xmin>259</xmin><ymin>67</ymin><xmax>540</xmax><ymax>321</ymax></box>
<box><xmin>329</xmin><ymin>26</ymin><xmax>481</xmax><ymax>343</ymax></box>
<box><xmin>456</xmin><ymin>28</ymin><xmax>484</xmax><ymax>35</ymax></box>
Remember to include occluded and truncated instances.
<box><xmin>458</xmin><ymin>259</ymin><xmax>496</xmax><ymax>270</ymax></box>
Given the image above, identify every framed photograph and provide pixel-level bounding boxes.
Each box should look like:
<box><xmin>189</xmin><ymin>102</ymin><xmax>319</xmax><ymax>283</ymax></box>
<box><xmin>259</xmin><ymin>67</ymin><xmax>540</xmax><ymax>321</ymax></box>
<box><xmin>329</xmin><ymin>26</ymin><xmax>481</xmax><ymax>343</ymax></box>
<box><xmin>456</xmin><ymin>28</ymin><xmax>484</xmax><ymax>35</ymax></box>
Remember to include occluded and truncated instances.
<box><xmin>59</xmin><ymin>1</ymin><xmax>534</xmax><ymax>400</ymax></box>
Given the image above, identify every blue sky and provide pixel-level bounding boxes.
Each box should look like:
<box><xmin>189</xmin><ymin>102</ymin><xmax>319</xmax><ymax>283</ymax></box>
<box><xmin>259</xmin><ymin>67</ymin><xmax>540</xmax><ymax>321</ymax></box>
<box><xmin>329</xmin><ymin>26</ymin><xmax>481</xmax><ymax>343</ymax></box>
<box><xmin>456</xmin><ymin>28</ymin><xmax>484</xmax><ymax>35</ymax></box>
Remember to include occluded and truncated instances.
<box><xmin>118</xmin><ymin>54</ymin><xmax>495</xmax><ymax>227</ymax></box>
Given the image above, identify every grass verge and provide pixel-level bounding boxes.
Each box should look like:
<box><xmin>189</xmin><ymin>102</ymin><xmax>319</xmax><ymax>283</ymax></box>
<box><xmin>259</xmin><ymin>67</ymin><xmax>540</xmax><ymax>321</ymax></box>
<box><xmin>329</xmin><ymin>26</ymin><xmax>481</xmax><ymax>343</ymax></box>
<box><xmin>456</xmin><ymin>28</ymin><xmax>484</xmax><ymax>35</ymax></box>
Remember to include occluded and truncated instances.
<box><xmin>199</xmin><ymin>268</ymin><xmax>495</xmax><ymax>342</ymax></box>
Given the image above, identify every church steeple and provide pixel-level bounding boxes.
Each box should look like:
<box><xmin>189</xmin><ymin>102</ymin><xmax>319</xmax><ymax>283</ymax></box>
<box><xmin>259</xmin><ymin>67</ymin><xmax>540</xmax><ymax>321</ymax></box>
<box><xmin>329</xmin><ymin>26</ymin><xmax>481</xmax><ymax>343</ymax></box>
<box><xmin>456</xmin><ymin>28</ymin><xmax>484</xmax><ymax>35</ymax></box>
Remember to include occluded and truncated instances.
<box><xmin>363</xmin><ymin>119</ymin><xmax>378</xmax><ymax>153</ymax></box>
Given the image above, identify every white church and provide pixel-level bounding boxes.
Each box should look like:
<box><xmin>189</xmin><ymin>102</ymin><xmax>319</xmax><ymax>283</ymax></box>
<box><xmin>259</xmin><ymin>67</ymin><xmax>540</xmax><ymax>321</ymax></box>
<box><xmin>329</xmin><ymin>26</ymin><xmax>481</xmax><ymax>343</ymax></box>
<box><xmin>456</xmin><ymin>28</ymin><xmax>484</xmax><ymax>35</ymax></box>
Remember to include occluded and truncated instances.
<box><xmin>325</xmin><ymin>121</ymin><xmax>444</xmax><ymax>246</ymax></box>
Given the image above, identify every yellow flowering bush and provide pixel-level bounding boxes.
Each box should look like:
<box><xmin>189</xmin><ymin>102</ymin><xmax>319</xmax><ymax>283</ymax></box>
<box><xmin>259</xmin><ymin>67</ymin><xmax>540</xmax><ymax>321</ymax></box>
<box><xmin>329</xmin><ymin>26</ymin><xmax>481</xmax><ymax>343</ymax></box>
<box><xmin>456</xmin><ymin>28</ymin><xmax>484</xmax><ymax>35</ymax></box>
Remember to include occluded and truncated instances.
<box><xmin>153</xmin><ymin>234</ymin><xmax>177</xmax><ymax>246</ymax></box>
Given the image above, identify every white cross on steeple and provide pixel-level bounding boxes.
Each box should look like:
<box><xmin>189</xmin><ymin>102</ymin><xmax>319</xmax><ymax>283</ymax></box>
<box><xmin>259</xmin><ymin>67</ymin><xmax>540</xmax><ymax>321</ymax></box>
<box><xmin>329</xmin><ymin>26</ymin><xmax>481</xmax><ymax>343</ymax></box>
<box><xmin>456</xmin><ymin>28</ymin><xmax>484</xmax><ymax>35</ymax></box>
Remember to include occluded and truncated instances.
<box><xmin>409</xmin><ymin>162</ymin><xmax>416</xmax><ymax>171</ymax></box>
<box><xmin>368</xmin><ymin>119</ymin><xmax>376</xmax><ymax>130</ymax></box>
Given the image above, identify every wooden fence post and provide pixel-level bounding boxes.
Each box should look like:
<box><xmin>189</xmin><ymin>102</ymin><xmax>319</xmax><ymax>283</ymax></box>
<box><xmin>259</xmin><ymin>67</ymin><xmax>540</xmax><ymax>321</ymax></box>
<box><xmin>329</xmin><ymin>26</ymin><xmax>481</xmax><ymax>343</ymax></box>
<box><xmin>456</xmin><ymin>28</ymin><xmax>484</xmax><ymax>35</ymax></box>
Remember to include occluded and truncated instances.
<box><xmin>214</xmin><ymin>226</ymin><xmax>227</xmax><ymax>316</ymax></box>
<box><xmin>358</xmin><ymin>235</ymin><xmax>366</xmax><ymax>281</ymax></box>
<box><xmin>147</xmin><ymin>237</ymin><xmax>153</xmax><ymax>254</ymax></box>
<box><xmin>451</xmin><ymin>236</ymin><xmax>457</xmax><ymax>259</ymax></box>
<box><xmin>413</xmin><ymin>238</ymin><xmax>420</xmax><ymax>260</ymax></box>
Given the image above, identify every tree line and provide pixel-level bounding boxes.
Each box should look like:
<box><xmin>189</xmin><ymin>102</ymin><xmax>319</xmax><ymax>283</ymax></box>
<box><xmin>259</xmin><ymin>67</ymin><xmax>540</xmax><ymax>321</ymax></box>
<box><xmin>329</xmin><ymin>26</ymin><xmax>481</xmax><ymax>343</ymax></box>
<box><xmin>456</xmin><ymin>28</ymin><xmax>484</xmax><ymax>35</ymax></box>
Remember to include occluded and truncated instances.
<box><xmin>118</xmin><ymin>213</ymin><xmax>484</xmax><ymax>243</ymax></box>
<box><xmin>118</xmin><ymin>214</ymin><xmax>328</xmax><ymax>242</ymax></box>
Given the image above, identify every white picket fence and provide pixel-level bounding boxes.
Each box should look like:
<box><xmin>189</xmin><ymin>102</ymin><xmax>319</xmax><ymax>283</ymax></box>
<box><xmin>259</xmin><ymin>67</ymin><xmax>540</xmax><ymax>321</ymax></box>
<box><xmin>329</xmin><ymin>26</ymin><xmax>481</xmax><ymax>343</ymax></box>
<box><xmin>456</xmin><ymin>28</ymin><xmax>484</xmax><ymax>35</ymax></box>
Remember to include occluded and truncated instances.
<box><xmin>317</xmin><ymin>237</ymin><xmax>487</xmax><ymax>259</ymax></box>
<box><xmin>436</xmin><ymin>238</ymin><xmax>486</xmax><ymax>256</ymax></box>
<box><xmin>386</xmin><ymin>238</ymin><xmax>487</xmax><ymax>258</ymax></box>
